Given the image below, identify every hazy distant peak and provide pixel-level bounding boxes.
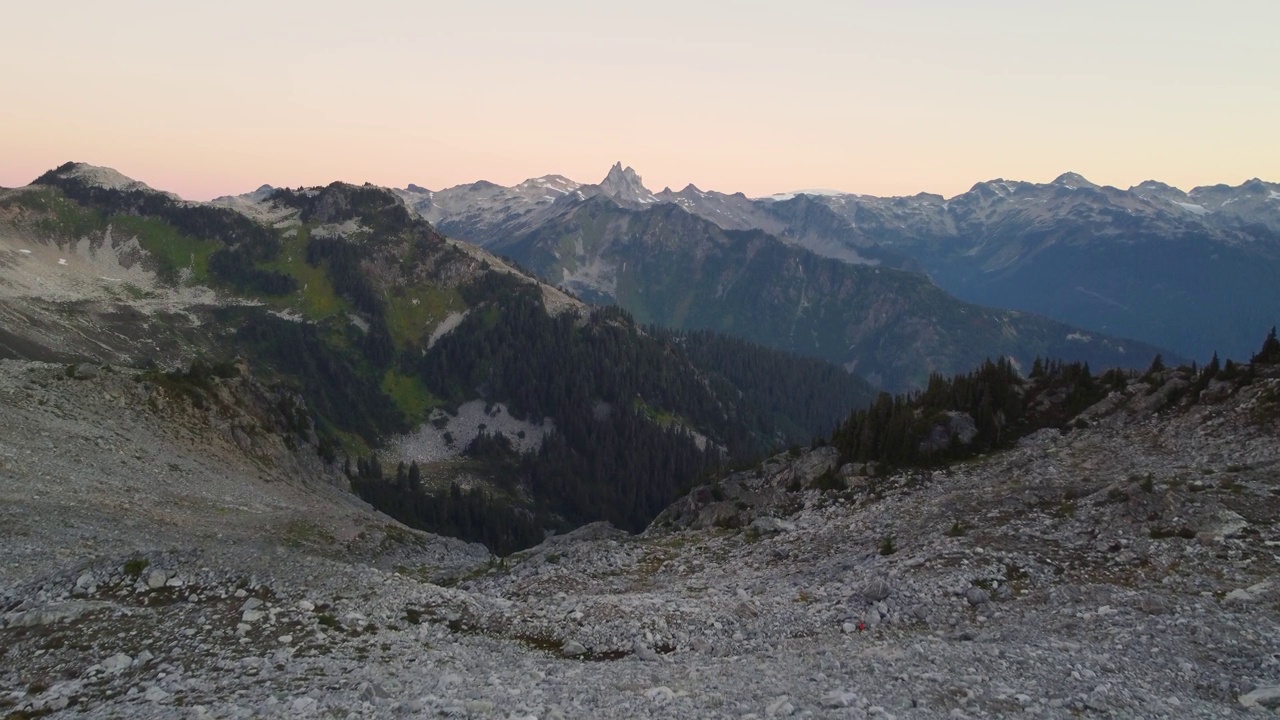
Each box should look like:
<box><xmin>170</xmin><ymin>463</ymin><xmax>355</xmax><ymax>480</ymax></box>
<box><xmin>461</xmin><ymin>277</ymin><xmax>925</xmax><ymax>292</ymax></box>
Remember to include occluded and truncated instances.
<box><xmin>1051</xmin><ymin>172</ymin><xmax>1096</xmax><ymax>189</ymax></box>
<box><xmin>405</xmin><ymin>183</ymin><xmax>432</xmax><ymax>195</ymax></box>
<box><xmin>761</xmin><ymin>188</ymin><xmax>849</xmax><ymax>201</ymax></box>
<box><xmin>515</xmin><ymin>174</ymin><xmax>580</xmax><ymax>194</ymax></box>
<box><xmin>1131</xmin><ymin>179</ymin><xmax>1177</xmax><ymax>192</ymax></box>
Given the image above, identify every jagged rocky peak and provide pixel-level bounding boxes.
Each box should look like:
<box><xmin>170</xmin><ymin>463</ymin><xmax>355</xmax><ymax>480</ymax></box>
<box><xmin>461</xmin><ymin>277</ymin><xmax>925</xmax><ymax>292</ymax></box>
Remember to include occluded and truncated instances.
<box><xmin>598</xmin><ymin>161</ymin><xmax>655</xmax><ymax>203</ymax></box>
<box><xmin>405</xmin><ymin>183</ymin><xmax>432</xmax><ymax>195</ymax></box>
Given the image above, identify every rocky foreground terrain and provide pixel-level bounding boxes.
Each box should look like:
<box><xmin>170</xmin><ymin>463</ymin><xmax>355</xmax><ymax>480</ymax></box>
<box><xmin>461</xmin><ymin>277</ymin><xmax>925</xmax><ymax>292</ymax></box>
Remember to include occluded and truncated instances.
<box><xmin>2</xmin><ymin>358</ymin><xmax>1279</xmax><ymax>719</ymax></box>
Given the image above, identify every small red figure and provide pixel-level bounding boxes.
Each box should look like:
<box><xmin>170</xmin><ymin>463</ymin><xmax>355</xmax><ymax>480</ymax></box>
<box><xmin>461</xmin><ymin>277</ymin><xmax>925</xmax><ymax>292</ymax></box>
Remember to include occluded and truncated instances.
<box><xmin>857</xmin><ymin>621</ymin><xmax>867</xmax><ymax>632</ymax></box>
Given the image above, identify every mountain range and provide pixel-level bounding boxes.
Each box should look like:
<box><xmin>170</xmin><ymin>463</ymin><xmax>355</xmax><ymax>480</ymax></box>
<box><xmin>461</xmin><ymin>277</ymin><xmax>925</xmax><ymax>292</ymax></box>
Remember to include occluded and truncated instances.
<box><xmin>0</xmin><ymin>161</ymin><xmax>878</xmax><ymax>551</ymax></box>
<box><xmin>394</xmin><ymin>164</ymin><xmax>1279</xmax><ymax>364</ymax></box>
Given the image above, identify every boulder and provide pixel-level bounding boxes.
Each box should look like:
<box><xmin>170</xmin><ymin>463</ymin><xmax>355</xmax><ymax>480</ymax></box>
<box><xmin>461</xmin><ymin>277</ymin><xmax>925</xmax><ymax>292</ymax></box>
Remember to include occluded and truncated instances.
<box><xmin>862</xmin><ymin>578</ymin><xmax>892</xmax><ymax>602</ymax></box>
<box><xmin>1239</xmin><ymin>687</ymin><xmax>1280</xmax><ymax>709</ymax></box>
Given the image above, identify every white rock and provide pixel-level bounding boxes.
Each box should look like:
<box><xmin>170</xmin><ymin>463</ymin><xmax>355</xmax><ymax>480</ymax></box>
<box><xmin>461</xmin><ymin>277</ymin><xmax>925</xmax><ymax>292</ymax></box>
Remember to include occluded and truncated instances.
<box><xmin>821</xmin><ymin>690</ymin><xmax>859</xmax><ymax>708</ymax></box>
<box><xmin>644</xmin><ymin>686</ymin><xmax>675</xmax><ymax>705</ymax></box>
<box><xmin>102</xmin><ymin>653</ymin><xmax>132</xmax><ymax>674</ymax></box>
<box><xmin>144</xmin><ymin>686</ymin><xmax>170</xmax><ymax>703</ymax></box>
<box><xmin>1239</xmin><ymin>687</ymin><xmax>1280</xmax><ymax>709</ymax></box>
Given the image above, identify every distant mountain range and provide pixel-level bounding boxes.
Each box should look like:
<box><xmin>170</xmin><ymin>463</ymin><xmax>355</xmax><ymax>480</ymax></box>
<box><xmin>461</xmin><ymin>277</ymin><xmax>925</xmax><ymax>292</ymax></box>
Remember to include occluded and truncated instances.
<box><xmin>394</xmin><ymin>165</ymin><xmax>1279</xmax><ymax>364</ymax></box>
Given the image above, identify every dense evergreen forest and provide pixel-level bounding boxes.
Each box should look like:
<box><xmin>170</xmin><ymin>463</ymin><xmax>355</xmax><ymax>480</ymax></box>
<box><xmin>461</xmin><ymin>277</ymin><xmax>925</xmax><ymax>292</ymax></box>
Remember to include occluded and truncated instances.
<box><xmin>348</xmin><ymin>456</ymin><xmax>544</xmax><ymax>555</ymax></box>
<box><xmin>403</xmin><ymin>280</ymin><xmax>869</xmax><ymax>543</ymax></box>
<box><xmin>657</xmin><ymin>328</ymin><xmax>876</xmax><ymax>443</ymax></box>
<box><xmin>830</xmin><ymin>357</ymin><xmax>1120</xmax><ymax>468</ymax></box>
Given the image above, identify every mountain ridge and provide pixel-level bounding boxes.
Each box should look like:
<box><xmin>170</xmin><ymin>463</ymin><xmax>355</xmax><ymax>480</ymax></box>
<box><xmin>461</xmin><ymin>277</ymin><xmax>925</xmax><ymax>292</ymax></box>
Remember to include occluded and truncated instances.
<box><xmin>390</xmin><ymin>164</ymin><xmax>1277</xmax><ymax>360</ymax></box>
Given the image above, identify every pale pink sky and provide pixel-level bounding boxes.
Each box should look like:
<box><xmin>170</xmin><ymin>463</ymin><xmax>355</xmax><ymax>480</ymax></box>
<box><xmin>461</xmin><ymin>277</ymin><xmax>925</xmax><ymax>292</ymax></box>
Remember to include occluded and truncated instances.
<box><xmin>2</xmin><ymin>0</ymin><xmax>1277</xmax><ymax>200</ymax></box>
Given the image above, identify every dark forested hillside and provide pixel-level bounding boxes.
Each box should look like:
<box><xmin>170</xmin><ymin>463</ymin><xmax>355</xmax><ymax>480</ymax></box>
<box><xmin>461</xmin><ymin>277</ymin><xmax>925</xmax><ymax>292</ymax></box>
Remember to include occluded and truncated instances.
<box><xmin>829</xmin><ymin>358</ymin><xmax>1121</xmax><ymax>469</ymax></box>
<box><xmin>402</xmin><ymin>278</ymin><xmax>872</xmax><ymax>542</ymax></box>
<box><xmin>660</xmin><ymin>328</ymin><xmax>876</xmax><ymax>443</ymax></box>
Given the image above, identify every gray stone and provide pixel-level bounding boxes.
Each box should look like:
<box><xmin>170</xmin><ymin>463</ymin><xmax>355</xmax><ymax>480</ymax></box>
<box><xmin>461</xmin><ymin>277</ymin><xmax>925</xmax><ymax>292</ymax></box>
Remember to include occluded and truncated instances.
<box><xmin>144</xmin><ymin>686</ymin><xmax>170</xmax><ymax>703</ymax></box>
<box><xmin>964</xmin><ymin>587</ymin><xmax>990</xmax><ymax>606</ymax></box>
<box><xmin>1197</xmin><ymin>509</ymin><xmax>1248</xmax><ymax>542</ymax></box>
<box><xmin>862</xmin><ymin>578</ymin><xmax>892</xmax><ymax>602</ymax></box>
<box><xmin>1239</xmin><ymin>687</ymin><xmax>1280</xmax><ymax>709</ymax></box>
<box><xmin>146</xmin><ymin>569</ymin><xmax>169</xmax><ymax>590</ymax></box>
<box><xmin>750</xmin><ymin>516</ymin><xmax>794</xmax><ymax>535</ymax></box>
<box><xmin>1223</xmin><ymin>588</ymin><xmax>1253</xmax><ymax>604</ymax></box>
<box><xmin>633</xmin><ymin>640</ymin><xmax>659</xmax><ymax>661</ymax></box>
<box><xmin>821</xmin><ymin>690</ymin><xmax>859</xmax><ymax>708</ymax></box>
<box><xmin>102</xmin><ymin>653</ymin><xmax>132</xmax><ymax>674</ymax></box>
<box><xmin>1139</xmin><ymin>594</ymin><xmax>1170</xmax><ymax>615</ymax></box>
<box><xmin>358</xmin><ymin>682</ymin><xmax>390</xmax><ymax>703</ymax></box>
<box><xmin>72</xmin><ymin>363</ymin><xmax>99</xmax><ymax>380</ymax></box>
<box><xmin>560</xmin><ymin>640</ymin><xmax>586</xmax><ymax>657</ymax></box>
<box><xmin>766</xmin><ymin>696</ymin><xmax>795</xmax><ymax>717</ymax></box>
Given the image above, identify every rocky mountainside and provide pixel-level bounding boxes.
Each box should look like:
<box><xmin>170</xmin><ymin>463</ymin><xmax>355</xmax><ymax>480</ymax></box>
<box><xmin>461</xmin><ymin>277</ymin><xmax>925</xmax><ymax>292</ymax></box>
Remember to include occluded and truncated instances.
<box><xmin>1</xmin><ymin>162</ymin><xmax>876</xmax><ymax>552</ymax></box>
<box><xmin>404</xmin><ymin>164</ymin><xmax>1277</xmax><ymax>366</ymax></box>
<box><xmin>2</xmin><ymin>326</ymin><xmax>1277</xmax><ymax>718</ymax></box>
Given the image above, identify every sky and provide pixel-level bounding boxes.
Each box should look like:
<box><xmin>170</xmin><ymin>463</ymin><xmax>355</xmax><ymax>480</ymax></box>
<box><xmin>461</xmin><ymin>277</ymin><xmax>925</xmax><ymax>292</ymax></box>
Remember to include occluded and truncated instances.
<box><xmin>2</xmin><ymin>0</ymin><xmax>1277</xmax><ymax>200</ymax></box>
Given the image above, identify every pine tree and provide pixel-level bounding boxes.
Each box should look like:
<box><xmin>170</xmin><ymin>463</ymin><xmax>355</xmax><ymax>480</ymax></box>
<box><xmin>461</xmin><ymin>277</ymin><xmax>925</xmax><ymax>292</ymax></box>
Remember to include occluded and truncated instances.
<box><xmin>1252</xmin><ymin>326</ymin><xmax>1280</xmax><ymax>365</ymax></box>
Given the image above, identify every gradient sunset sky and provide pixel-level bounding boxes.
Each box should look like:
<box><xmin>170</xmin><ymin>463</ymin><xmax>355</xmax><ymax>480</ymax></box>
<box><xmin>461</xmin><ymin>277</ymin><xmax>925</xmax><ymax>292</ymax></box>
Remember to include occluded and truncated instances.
<box><xmin>2</xmin><ymin>0</ymin><xmax>1276</xmax><ymax>200</ymax></box>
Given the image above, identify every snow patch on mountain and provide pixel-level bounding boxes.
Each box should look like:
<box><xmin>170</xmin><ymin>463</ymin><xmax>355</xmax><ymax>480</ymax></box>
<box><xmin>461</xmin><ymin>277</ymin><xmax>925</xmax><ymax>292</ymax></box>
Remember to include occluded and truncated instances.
<box><xmin>760</xmin><ymin>189</ymin><xmax>850</xmax><ymax>202</ymax></box>
<box><xmin>383</xmin><ymin>399</ymin><xmax>554</xmax><ymax>467</ymax></box>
